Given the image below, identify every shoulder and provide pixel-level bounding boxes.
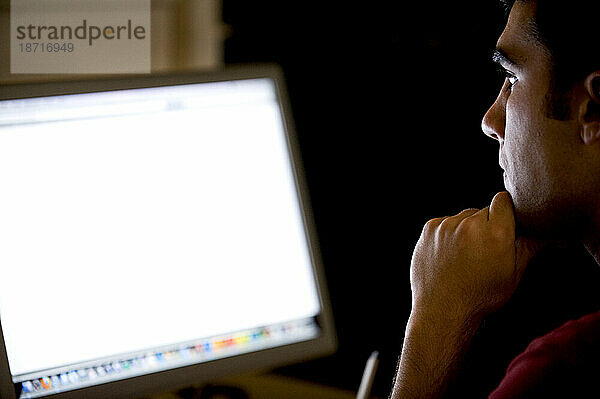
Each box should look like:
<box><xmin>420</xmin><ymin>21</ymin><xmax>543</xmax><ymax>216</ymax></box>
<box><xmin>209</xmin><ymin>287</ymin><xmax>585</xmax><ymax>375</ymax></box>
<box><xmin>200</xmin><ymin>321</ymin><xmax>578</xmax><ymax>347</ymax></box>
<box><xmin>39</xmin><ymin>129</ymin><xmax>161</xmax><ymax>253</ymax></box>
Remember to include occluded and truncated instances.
<box><xmin>488</xmin><ymin>310</ymin><xmax>600</xmax><ymax>398</ymax></box>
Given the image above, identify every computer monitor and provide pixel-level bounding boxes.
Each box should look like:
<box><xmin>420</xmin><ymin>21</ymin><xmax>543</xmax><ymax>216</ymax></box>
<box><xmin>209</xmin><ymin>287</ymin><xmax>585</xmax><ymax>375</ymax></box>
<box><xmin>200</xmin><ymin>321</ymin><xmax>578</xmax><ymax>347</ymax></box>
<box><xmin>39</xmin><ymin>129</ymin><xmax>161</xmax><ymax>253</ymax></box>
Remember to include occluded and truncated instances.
<box><xmin>0</xmin><ymin>65</ymin><xmax>336</xmax><ymax>399</ymax></box>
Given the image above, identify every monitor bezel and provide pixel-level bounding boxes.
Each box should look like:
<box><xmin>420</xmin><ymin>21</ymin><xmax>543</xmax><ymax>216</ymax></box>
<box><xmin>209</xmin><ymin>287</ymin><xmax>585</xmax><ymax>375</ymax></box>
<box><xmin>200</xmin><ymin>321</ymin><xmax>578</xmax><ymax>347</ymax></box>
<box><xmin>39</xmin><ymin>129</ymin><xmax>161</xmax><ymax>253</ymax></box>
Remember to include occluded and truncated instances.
<box><xmin>0</xmin><ymin>64</ymin><xmax>337</xmax><ymax>399</ymax></box>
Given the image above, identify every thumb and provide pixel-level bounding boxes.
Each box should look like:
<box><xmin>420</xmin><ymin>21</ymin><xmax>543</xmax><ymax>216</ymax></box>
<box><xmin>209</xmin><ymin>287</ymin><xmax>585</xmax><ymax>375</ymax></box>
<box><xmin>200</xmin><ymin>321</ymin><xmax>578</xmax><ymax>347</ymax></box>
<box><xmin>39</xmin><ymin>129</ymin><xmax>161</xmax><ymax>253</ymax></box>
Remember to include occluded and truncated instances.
<box><xmin>488</xmin><ymin>191</ymin><xmax>515</xmax><ymax>225</ymax></box>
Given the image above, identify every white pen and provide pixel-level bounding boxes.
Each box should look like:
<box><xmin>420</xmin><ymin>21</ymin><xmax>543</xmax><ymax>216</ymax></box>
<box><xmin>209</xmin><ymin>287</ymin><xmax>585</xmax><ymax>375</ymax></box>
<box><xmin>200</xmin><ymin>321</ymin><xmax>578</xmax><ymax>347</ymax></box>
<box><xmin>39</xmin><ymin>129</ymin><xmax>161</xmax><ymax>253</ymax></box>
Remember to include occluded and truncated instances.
<box><xmin>356</xmin><ymin>350</ymin><xmax>379</xmax><ymax>399</ymax></box>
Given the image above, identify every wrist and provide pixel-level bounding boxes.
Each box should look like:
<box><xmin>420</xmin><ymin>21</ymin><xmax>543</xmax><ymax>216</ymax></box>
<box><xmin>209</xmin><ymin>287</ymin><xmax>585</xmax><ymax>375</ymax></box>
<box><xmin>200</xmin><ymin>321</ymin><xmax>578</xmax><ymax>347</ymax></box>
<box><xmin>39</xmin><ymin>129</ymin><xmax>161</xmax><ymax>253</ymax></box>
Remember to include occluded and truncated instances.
<box><xmin>408</xmin><ymin>305</ymin><xmax>483</xmax><ymax>338</ymax></box>
<box><xmin>393</xmin><ymin>307</ymin><xmax>482</xmax><ymax>399</ymax></box>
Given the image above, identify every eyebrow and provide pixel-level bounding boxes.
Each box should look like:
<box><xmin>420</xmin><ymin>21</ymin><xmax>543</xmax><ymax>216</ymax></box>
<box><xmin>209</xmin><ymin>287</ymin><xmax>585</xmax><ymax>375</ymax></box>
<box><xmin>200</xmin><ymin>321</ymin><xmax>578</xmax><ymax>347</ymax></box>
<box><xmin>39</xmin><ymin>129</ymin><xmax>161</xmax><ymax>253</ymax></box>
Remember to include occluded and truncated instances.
<box><xmin>491</xmin><ymin>48</ymin><xmax>522</xmax><ymax>69</ymax></box>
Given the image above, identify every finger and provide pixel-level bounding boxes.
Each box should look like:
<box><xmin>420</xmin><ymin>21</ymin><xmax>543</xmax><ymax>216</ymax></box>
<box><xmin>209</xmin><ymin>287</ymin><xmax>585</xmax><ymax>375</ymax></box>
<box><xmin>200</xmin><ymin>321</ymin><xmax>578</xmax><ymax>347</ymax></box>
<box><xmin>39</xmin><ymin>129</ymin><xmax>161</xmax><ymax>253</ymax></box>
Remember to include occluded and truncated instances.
<box><xmin>441</xmin><ymin>208</ymin><xmax>480</xmax><ymax>229</ymax></box>
<box><xmin>422</xmin><ymin>216</ymin><xmax>447</xmax><ymax>235</ymax></box>
<box><xmin>488</xmin><ymin>191</ymin><xmax>515</xmax><ymax>227</ymax></box>
<box><xmin>457</xmin><ymin>208</ymin><xmax>480</xmax><ymax>219</ymax></box>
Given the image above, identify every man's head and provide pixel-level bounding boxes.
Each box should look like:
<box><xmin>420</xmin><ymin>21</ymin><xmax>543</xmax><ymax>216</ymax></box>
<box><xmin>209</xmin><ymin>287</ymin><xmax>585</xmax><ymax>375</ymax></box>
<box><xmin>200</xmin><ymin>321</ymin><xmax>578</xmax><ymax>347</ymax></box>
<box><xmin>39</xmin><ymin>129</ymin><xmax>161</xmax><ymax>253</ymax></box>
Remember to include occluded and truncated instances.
<box><xmin>482</xmin><ymin>0</ymin><xmax>600</xmax><ymax>242</ymax></box>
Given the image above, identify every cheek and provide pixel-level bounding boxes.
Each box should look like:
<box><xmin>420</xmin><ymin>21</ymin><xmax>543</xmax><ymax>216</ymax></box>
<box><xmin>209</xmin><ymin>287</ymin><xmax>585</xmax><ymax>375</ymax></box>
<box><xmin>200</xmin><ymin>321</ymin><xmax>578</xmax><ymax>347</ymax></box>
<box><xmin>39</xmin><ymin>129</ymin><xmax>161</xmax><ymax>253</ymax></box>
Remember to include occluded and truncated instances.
<box><xmin>503</xmin><ymin>97</ymin><xmax>549</xmax><ymax>198</ymax></box>
<box><xmin>503</xmin><ymin>91</ymin><xmax>583</xmax><ymax>236</ymax></box>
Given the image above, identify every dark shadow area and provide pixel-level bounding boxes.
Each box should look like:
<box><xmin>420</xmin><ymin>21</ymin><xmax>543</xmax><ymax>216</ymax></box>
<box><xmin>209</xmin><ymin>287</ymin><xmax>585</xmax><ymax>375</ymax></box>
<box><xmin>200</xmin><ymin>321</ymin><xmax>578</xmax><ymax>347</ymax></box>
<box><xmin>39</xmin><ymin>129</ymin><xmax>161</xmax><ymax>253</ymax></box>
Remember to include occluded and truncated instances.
<box><xmin>447</xmin><ymin>243</ymin><xmax>600</xmax><ymax>398</ymax></box>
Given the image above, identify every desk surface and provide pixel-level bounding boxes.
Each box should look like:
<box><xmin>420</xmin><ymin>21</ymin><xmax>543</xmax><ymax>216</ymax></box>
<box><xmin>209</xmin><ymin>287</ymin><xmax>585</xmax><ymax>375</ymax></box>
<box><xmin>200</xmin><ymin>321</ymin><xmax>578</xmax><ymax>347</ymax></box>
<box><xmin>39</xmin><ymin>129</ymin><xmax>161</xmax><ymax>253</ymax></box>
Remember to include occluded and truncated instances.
<box><xmin>150</xmin><ymin>372</ymin><xmax>383</xmax><ymax>399</ymax></box>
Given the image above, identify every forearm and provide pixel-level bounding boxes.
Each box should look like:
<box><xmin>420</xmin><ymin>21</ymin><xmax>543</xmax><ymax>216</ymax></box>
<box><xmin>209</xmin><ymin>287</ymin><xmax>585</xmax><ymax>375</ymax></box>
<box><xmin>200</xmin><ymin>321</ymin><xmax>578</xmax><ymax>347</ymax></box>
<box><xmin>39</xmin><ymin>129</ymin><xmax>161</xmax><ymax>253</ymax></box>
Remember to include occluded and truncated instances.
<box><xmin>390</xmin><ymin>310</ymin><xmax>481</xmax><ymax>399</ymax></box>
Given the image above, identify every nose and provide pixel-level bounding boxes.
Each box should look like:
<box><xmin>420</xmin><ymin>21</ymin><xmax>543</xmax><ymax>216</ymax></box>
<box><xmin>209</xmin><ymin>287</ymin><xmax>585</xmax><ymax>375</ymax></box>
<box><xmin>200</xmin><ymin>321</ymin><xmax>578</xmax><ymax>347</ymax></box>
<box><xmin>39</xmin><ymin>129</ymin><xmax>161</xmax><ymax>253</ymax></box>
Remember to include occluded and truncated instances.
<box><xmin>481</xmin><ymin>91</ymin><xmax>506</xmax><ymax>142</ymax></box>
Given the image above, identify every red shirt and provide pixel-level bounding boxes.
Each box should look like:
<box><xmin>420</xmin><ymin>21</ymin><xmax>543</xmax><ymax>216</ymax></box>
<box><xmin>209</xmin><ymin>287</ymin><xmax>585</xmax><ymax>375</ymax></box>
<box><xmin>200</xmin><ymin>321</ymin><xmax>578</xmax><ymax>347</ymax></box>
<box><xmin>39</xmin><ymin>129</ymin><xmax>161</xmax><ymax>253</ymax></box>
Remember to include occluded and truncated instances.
<box><xmin>489</xmin><ymin>309</ymin><xmax>600</xmax><ymax>398</ymax></box>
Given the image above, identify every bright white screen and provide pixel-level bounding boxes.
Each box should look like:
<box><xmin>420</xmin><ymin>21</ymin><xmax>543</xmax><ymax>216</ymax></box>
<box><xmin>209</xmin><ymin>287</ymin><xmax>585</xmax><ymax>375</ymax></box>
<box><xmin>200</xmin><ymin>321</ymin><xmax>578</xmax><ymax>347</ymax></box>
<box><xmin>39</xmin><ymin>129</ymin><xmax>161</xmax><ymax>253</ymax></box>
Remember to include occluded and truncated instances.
<box><xmin>0</xmin><ymin>79</ymin><xmax>320</xmax><ymax>376</ymax></box>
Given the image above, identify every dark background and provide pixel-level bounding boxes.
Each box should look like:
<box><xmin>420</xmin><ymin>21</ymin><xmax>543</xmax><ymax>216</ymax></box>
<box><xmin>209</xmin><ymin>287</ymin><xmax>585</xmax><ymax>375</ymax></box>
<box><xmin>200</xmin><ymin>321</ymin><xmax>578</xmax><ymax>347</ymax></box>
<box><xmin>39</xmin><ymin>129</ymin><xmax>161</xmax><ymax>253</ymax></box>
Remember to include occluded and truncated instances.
<box><xmin>223</xmin><ymin>1</ymin><xmax>600</xmax><ymax>398</ymax></box>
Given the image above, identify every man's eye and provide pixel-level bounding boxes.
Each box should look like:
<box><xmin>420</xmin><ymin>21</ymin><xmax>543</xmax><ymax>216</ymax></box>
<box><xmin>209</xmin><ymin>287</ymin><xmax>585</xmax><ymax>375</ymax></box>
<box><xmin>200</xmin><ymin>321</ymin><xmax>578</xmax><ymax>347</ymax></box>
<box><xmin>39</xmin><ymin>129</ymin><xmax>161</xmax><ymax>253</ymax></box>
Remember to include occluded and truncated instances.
<box><xmin>496</xmin><ymin>67</ymin><xmax>517</xmax><ymax>92</ymax></box>
<box><xmin>505</xmin><ymin>73</ymin><xmax>517</xmax><ymax>90</ymax></box>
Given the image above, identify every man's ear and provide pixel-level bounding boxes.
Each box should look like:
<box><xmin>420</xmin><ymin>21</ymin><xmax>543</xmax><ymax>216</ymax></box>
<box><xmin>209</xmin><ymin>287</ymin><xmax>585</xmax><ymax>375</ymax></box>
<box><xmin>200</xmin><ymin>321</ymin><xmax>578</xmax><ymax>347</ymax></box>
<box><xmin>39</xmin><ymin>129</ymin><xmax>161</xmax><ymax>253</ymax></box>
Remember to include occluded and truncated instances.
<box><xmin>580</xmin><ymin>71</ymin><xmax>600</xmax><ymax>145</ymax></box>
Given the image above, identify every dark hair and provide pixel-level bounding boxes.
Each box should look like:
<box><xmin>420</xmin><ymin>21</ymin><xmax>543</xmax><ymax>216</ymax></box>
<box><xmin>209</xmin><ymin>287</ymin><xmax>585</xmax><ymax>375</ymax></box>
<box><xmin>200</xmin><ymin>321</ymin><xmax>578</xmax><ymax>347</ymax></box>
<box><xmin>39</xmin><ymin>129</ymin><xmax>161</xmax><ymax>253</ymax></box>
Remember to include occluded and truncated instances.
<box><xmin>500</xmin><ymin>0</ymin><xmax>600</xmax><ymax>119</ymax></box>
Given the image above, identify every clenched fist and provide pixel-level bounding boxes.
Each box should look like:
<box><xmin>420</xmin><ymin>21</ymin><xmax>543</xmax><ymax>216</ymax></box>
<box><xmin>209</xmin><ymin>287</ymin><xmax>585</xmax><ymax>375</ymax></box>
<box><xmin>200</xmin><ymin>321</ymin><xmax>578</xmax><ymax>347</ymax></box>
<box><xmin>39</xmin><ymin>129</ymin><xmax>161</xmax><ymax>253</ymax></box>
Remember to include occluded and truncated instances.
<box><xmin>410</xmin><ymin>191</ymin><xmax>541</xmax><ymax>324</ymax></box>
<box><xmin>391</xmin><ymin>192</ymin><xmax>543</xmax><ymax>399</ymax></box>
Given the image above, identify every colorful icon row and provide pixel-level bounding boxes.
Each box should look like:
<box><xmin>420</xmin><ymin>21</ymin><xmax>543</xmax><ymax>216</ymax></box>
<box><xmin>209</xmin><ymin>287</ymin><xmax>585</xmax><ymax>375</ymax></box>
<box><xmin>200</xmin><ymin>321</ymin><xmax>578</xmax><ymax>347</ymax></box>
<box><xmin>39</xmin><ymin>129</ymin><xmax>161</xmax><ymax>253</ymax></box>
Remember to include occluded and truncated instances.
<box><xmin>20</xmin><ymin>327</ymin><xmax>272</xmax><ymax>395</ymax></box>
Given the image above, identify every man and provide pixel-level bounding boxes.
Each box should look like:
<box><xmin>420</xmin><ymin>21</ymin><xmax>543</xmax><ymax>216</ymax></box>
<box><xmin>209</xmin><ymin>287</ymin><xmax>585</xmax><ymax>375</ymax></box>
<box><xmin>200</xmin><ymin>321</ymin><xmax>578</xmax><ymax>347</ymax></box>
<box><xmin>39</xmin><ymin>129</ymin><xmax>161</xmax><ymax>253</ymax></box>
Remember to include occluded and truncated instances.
<box><xmin>390</xmin><ymin>0</ymin><xmax>600</xmax><ymax>397</ymax></box>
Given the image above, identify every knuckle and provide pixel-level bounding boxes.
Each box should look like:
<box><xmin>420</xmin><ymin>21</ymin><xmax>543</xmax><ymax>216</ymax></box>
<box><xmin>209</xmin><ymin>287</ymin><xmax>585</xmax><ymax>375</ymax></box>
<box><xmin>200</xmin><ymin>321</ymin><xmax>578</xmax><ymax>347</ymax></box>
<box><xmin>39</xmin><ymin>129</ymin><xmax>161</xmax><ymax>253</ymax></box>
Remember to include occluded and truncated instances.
<box><xmin>457</xmin><ymin>215</ymin><xmax>478</xmax><ymax>233</ymax></box>
<box><xmin>423</xmin><ymin>217</ymin><xmax>443</xmax><ymax>233</ymax></box>
<box><xmin>458</xmin><ymin>214</ymin><xmax>481</xmax><ymax>233</ymax></box>
<box><xmin>439</xmin><ymin>217</ymin><xmax>457</xmax><ymax>234</ymax></box>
